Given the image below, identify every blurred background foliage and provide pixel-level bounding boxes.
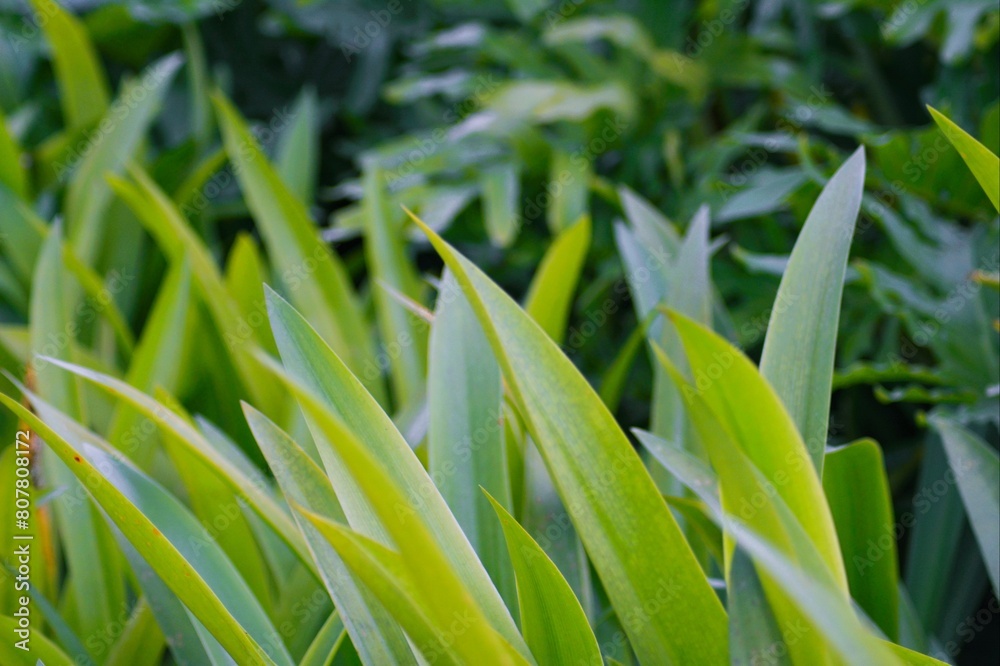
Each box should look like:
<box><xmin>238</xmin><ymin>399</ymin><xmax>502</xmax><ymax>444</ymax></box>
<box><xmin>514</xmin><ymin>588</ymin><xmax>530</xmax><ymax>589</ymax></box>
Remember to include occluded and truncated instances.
<box><xmin>0</xmin><ymin>0</ymin><xmax>997</xmax><ymax>663</ymax></box>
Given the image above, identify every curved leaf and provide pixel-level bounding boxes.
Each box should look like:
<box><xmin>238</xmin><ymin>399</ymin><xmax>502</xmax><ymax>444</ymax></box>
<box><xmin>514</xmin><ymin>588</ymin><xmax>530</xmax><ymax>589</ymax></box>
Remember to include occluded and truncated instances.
<box><xmin>410</xmin><ymin>211</ymin><xmax>728</xmax><ymax>664</ymax></box>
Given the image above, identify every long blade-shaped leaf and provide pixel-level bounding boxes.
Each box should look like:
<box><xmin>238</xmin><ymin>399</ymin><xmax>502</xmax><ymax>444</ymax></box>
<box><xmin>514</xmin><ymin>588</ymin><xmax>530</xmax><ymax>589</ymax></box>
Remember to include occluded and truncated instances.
<box><xmin>928</xmin><ymin>106</ymin><xmax>1000</xmax><ymax>211</ymax></box>
<box><xmin>213</xmin><ymin>93</ymin><xmax>384</xmax><ymax>405</ymax></box>
<box><xmin>67</xmin><ymin>54</ymin><xmax>182</xmax><ymax>263</ymax></box>
<box><xmin>361</xmin><ymin>163</ymin><xmax>427</xmax><ymax>408</ymax></box>
<box><xmin>29</xmin><ymin>226</ymin><xmax>125</xmax><ymax>645</ymax></box>
<box><xmin>759</xmin><ymin>147</ymin><xmax>866</xmax><ymax>471</ymax></box>
<box><xmin>30</xmin><ymin>0</ymin><xmax>110</xmax><ymax>130</ymax></box>
<box><xmin>263</xmin><ymin>287</ymin><xmax>528</xmax><ymax>654</ymax></box>
<box><xmin>429</xmin><ymin>269</ymin><xmax>516</xmax><ymax>610</ymax></box>
<box><xmin>242</xmin><ymin>403</ymin><xmax>417</xmax><ymax>665</ymax></box>
<box><xmin>33</xmin><ymin>357</ymin><xmax>312</xmax><ymax>573</ymax></box>
<box><xmin>823</xmin><ymin>439</ymin><xmax>900</xmax><ymax>640</ymax></box>
<box><xmin>410</xmin><ymin>212</ymin><xmax>728</xmax><ymax>664</ymax></box>
<box><xmin>285</xmin><ymin>405</ymin><xmax>531</xmax><ymax>664</ymax></box>
<box><xmin>524</xmin><ymin>215</ymin><xmax>591</xmax><ymax>345</ymax></box>
<box><xmin>667</xmin><ymin>311</ymin><xmax>848</xmax><ymax>589</ymax></box>
<box><xmin>0</xmin><ymin>395</ymin><xmax>293</xmax><ymax>666</ymax></box>
<box><xmin>930</xmin><ymin>416</ymin><xmax>1000</xmax><ymax>595</ymax></box>
<box><xmin>485</xmin><ymin>493</ymin><xmax>601</xmax><ymax>665</ymax></box>
<box><xmin>654</xmin><ymin>344</ymin><xmax>847</xmax><ymax>663</ymax></box>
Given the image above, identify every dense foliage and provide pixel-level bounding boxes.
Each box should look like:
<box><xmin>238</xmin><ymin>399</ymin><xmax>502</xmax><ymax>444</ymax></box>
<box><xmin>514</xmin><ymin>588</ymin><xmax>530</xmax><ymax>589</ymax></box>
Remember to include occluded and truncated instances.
<box><xmin>0</xmin><ymin>0</ymin><xmax>997</xmax><ymax>664</ymax></box>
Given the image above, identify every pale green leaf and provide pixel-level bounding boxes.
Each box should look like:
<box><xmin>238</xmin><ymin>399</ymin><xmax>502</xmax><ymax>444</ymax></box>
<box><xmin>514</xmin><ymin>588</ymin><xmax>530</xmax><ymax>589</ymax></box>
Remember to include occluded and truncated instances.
<box><xmin>67</xmin><ymin>54</ymin><xmax>182</xmax><ymax>264</ymax></box>
<box><xmin>930</xmin><ymin>416</ymin><xmax>999</xmax><ymax>595</ymax></box>
<box><xmin>759</xmin><ymin>147</ymin><xmax>866</xmax><ymax>471</ymax></box>
<box><xmin>262</xmin><ymin>287</ymin><xmax>528</xmax><ymax>654</ymax></box>
<box><xmin>429</xmin><ymin>269</ymin><xmax>516</xmax><ymax>610</ymax></box>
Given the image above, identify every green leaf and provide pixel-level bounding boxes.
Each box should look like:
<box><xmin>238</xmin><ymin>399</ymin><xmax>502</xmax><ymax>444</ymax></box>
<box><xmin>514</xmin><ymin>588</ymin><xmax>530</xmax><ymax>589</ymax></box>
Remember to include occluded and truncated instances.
<box><xmin>428</xmin><ymin>269</ymin><xmax>516</xmax><ymax>610</ymax></box>
<box><xmin>663</xmin><ymin>312</ymin><xmax>848</xmax><ymax>586</ymax></box>
<box><xmin>30</xmin><ymin>0</ymin><xmax>110</xmax><ymax>129</ymax></box>
<box><xmin>361</xmin><ymin>167</ymin><xmax>427</xmax><ymax>409</ymax></box>
<box><xmin>546</xmin><ymin>150</ymin><xmax>591</xmax><ymax>233</ymax></box>
<box><xmin>116</xmin><ymin>536</ymin><xmax>243</xmax><ymax>665</ymax></box>
<box><xmin>212</xmin><ymin>92</ymin><xmax>384</xmax><ymax>405</ymax></box>
<box><xmin>276</xmin><ymin>87</ymin><xmax>320</xmax><ymax>205</ymax></box>
<box><xmin>66</xmin><ymin>53</ymin><xmax>182</xmax><ymax>264</ymax></box>
<box><xmin>224</xmin><ymin>232</ymin><xmax>278</xmax><ymax>355</ymax></box>
<box><xmin>107</xmin><ymin>257</ymin><xmax>193</xmax><ymax>465</ymax></box>
<box><xmin>928</xmin><ymin>106</ymin><xmax>1000</xmax><ymax>211</ymax></box>
<box><xmin>650</xmin><ymin>206</ymin><xmax>713</xmax><ymax>495</ymax></box>
<box><xmin>302</xmin><ymin>516</ymin><xmax>467</xmax><ymax>666</ymax></box>
<box><xmin>652</xmin><ymin>345</ymin><xmax>845</xmax><ymax>663</ymax></box>
<box><xmin>104</xmin><ymin>598</ymin><xmax>166</xmax><ymax>666</ymax></box>
<box><xmin>485</xmin><ymin>492</ymin><xmax>601</xmax><ymax>665</ymax></box>
<box><xmin>29</xmin><ymin>224</ymin><xmax>126</xmax><ymax>646</ymax></box>
<box><xmin>723</xmin><ymin>519</ymin><xmax>903</xmax><ymax>665</ymax></box>
<box><xmin>479</xmin><ymin>162</ymin><xmax>521</xmax><ymax>247</ymax></box>
<box><xmin>161</xmin><ymin>401</ymin><xmax>275</xmax><ymax>610</ymax></box>
<box><xmin>108</xmin><ymin>166</ymin><xmax>283</xmax><ymax>409</ymax></box>
<box><xmin>262</xmin><ymin>287</ymin><xmax>528</xmax><ymax>655</ymax></box>
<box><xmin>727</xmin><ymin>548</ymin><xmax>788</xmax><ymax>666</ymax></box>
<box><xmin>0</xmin><ymin>614</ymin><xmax>74</xmax><ymax>666</ymax></box>
<box><xmin>598</xmin><ymin>312</ymin><xmax>652</xmax><ymax>411</ymax></box>
<box><xmin>284</xmin><ymin>405</ymin><xmax>531</xmax><ymax>664</ymax></box>
<box><xmin>930</xmin><ymin>416</ymin><xmax>1000</xmax><ymax>595</ymax></box>
<box><xmin>524</xmin><ymin>215</ymin><xmax>591</xmax><ymax>345</ymax></box>
<box><xmin>759</xmin><ymin>147</ymin><xmax>866</xmax><ymax>471</ymax></box>
<box><xmin>411</xmin><ymin>212</ymin><xmax>728</xmax><ymax>664</ymax></box>
<box><xmin>0</xmin><ymin>394</ymin><xmax>294</xmax><ymax>666</ymax></box>
<box><xmin>823</xmin><ymin>439</ymin><xmax>900</xmax><ymax>640</ymax></box>
<box><xmin>242</xmin><ymin>403</ymin><xmax>417</xmax><ymax>665</ymax></box>
<box><xmin>0</xmin><ymin>110</ymin><xmax>27</xmax><ymax>199</ymax></box>
<box><xmin>298</xmin><ymin>611</ymin><xmax>347</xmax><ymax>666</ymax></box>
<box><xmin>34</xmin><ymin>356</ymin><xmax>313</xmax><ymax>573</ymax></box>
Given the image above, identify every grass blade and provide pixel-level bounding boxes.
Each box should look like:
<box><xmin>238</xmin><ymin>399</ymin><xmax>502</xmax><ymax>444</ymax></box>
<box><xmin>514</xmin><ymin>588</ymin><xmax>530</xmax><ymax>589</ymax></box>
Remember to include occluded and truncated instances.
<box><xmin>263</xmin><ymin>287</ymin><xmax>528</xmax><ymax>654</ymax></box>
<box><xmin>361</xmin><ymin>165</ymin><xmax>427</xmax><ymax>408</ymax></box>
<box><xmin>276</xmin><ymin>87</ymin><xmax>320</xmax><ymax>205</ymax></box>
<box><xmin>67</xmin><ymin>54</ymin><xmax>182</xmax><ymax>264</ymax></box>
<box><xmin>666</xmin><ymin>311</ymin><xmax>848</xmax><ymax>589</ymax></box>
<box><xmin>288</xmin><ymin>405</ymin><xmax>532</xmax><ymax>664</ymax></box>
<box><xmin>34</xmin><ymin>357</ymin><xmax>313</xmax><ymax>573</ymax></box>
<box><xmin>479</xmin><ymin>162</ymin><xmax>520</xmax><ymax>247</ymax></box>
